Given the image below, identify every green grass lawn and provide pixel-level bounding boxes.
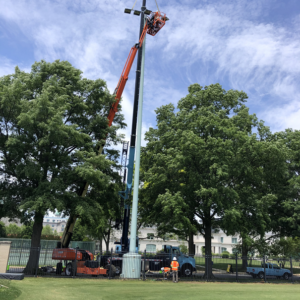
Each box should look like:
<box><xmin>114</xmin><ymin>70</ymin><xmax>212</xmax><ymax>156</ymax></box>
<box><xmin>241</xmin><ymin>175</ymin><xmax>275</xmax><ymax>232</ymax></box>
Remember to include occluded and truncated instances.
<box><xmin>1</xmin><ymin>277</ymin><xmax>300</xmax><ymax>300</ymax></box>
<box><xmin>0</xmin><ymin>279</ymin><xmax>22</xmax><ymax>300</ymax></box>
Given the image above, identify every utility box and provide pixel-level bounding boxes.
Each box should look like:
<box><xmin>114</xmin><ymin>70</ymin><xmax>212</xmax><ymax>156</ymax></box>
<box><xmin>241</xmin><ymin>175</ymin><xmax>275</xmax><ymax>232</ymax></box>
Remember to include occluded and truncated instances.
<box><xmin>0</xmin><ymin>241</ymin><xmax>11</xmax><ymax>273</ymax></box>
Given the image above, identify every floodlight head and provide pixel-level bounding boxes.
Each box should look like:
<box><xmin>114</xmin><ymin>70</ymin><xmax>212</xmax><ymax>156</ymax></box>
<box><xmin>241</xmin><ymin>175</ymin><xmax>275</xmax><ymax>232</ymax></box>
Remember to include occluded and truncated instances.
<box><xmin>124</xmin><ymin>8</ymin><xmax>131</xmax><ymax>14</ymax></box>
<box><xmin>144</xmin><ymin>9</ymin><xmax>152</xmax><ymax>15</ymax></box>
<box><xmin>133</xmin><ymin>10</ymin><xmax>141</xmax><ymax>16</ymax></box>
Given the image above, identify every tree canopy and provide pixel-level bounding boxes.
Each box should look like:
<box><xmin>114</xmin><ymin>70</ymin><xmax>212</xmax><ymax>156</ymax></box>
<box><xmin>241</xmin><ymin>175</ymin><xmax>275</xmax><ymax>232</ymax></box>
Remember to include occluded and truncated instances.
<box><xmin>140</xmin><ymin>83</ymin><xmax>288</xmax><ymax>277</ymax></box>
<box><xmin>0</xmin><ymin>60</ymin><xmax>125</xmax><ymax>271</ymax></box>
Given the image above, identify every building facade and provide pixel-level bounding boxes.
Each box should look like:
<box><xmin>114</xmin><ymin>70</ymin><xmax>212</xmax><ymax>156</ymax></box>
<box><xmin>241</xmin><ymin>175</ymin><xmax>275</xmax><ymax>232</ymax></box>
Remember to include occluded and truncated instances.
<box><xmin>2</xmin><ymin>214</ymin><xmax>242</xmax><ymax>253</ymax></box>
<box><xmin>95</xmin><ymin>226</ymin><xmax>240</xmax><ymax>254</ymax></box>
<box><xmin>42</xmin><ymin>213</ymin><xmax>68</xmax><ymax>233</ymax></box>
<box><xmin>0</xmin><ymin>217</ymin><xmax>22</xmax><ymax>227</ymax></box>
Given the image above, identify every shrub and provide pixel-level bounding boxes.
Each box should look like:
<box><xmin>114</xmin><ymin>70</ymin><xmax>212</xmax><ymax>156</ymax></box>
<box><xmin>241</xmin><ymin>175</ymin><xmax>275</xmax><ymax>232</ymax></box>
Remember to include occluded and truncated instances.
<box><xmin>222</xmin><ymin>251</ymin><xmax>230</xmax><ymax>258</ymax></box>
<box><xmin>40</xmin><ymin>234</ymin><xmax>61</xmax><ymax>240</ymax></box>
<box><xmin>0</xmin><ymin>221</ymin><xmax>6</xmax><ymax>237</ymax></box>
<box><xmin>179</xmin><ymin>244</ymin><xmax>188</xmax><ymax>254</ymax></box>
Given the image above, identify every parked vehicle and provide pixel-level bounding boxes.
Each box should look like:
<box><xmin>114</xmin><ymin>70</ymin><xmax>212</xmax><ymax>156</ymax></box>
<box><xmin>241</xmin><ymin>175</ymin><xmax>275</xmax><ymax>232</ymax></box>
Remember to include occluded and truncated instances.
<box><xmin>99</xmin><ymin>245</ymin><xmax>196</xmax><ymax>277</ymax></box>
<box><xmin>246</xmin><ymin>263</ymin><xmax>292</xmax><ymax>280</ymax></box>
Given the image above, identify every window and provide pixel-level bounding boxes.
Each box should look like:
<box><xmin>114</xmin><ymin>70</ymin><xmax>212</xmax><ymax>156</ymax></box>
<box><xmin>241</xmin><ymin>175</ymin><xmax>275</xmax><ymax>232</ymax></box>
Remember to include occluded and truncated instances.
<box><xmin>146</xmin><ymin>244</ymin><xmax>156</xmax><ymax>253</ymax></box>
<box><xmin>147</xmin><ymin>233</ymin><xmax>154</xmax><ymax>240</ymax></box>
<box><xmin>172</xmin><ymin>248</ymin><xmax>180</xmax><ymax>255</ymax></box>
<box><xmin>232</xmin><ymin>238</ymin><xmax>237</xmax><ymax>244</ymax></box>
<box><xmin>221</xmin><ymin>237</ymin><xmax>224</xmax><ymax>243</ymax></box>
<box><xmin>47</xmin><ymin>219</ymin><xmax>50</xmax><ymax>222</ymax></box>
<box><xmin>62</xmin><ymin>225</ymin><xmax>64</xmax><ymax>228</ymax></box>
<box><xmin>221</xmin><ymin>247</ymin><xmax>227</xmax><ymax>253</ymax></box>
<box><xmin>52</xmin><ymin>225</ymin><xmax>54</xmax><ymax>227</ymax></box>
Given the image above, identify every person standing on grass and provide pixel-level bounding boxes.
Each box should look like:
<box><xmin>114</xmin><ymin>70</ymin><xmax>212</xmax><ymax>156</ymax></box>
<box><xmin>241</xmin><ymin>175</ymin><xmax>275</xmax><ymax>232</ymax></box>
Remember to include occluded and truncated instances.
<box><xmin>171</xmin><ymin>257</ymin><xmax>179</xmax><ymax>283</ymax></box>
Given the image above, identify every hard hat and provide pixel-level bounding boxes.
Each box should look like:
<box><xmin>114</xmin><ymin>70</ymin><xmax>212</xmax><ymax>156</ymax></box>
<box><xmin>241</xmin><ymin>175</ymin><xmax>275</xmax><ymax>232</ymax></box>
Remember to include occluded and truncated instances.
<box><xmin>161</xmin><ymin>267</ymin><xmax>164</xmax><ymax>271</ymax></box>
<box><xmin>173</xmin><ymin>257</ymin><xmax>177</xmax><ymax>260</ymax></box>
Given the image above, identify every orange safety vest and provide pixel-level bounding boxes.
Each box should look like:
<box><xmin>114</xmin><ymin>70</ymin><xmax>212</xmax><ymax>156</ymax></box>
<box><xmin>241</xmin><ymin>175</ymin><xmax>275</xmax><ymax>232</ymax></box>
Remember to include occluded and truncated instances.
<box><xmin>163</xmin><ymin>267</ymin><xmax>171</xmax><ymax>273</ymax></box>
<box><xmin>170</xmin><ymin>261</ymin><xmax>179</xmax><ymax>271</ymax></box>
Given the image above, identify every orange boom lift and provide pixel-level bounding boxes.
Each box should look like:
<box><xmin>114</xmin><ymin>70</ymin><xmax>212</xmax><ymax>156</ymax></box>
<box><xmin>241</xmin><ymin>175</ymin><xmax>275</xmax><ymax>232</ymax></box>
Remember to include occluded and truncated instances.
<box><xmin>108</xmin><ymin>10</ymin><xmax>167</xmax><ymax>126</ymax></box>
<box><xmin>53</xmin><ymin>10</ymin><xmax>168</xmax><ymax>277</ymax></box>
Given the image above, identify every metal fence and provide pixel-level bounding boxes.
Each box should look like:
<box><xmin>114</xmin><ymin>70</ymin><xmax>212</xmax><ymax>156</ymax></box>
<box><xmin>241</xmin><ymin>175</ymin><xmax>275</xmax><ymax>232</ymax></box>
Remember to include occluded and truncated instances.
<box><xmin>0</xmin><ymin>238</ymin><xmax>95</xmax><ymax>253</ymax></box>
<box><xmin>6</xmin><ymin>246</ymin><xmax>300</xmax><ymax>282</ymax></box>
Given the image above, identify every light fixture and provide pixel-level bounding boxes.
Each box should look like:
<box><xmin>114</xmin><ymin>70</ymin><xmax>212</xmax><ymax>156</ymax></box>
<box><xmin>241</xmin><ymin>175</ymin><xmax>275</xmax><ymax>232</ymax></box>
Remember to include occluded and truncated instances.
<box><xmin>133</xmin><ymin>10</ymin><xmax>141</xmax><ymax>16</ymax></box>
<box><xmin>144</xmin><ymin>9</ymin><xmax>152</xmax><ymax>15</ymax></box>
<box><xmin>124</xmin><ymin>8</ymin><xmax>131</xmax><ymax>14</ymax></box>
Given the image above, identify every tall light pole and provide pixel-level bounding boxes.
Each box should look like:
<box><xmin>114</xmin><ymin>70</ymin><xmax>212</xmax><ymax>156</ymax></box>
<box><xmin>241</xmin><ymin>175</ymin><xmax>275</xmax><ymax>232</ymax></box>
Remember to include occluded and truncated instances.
<box><xmin>122</xmin><ymin>0</ymin><xmax>147</xmax><ymax>278</ymax></box>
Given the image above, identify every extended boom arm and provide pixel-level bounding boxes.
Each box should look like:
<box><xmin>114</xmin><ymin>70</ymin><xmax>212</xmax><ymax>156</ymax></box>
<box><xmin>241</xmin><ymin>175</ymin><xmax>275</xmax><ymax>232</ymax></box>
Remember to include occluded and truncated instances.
<box><xmin>60</xmin><ymin>11</ymin><xmax>167</xmax><ymax>248</ymax></box>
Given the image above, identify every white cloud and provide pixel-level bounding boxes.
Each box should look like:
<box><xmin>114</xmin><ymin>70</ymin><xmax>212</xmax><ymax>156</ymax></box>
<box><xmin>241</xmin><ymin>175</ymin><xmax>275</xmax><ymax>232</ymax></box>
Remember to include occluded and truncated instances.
<box><xmin>1</xmin><ymin>0</ymin><xmax>300</xmax><ymax>136</ymax></box>
<box><xmin>154</xmin><ymin>1</ymin><xmax>300</xmax><ymax>130</ymax></box>
<box><xmin>0</xmin><ymin>57</ymin><xmax>16</xmax><ymax>76</ymax></box>
<box><xmin>262</xmin><ymin>100</ymin><xmax>300</xmax><ymax>132</ymax></box>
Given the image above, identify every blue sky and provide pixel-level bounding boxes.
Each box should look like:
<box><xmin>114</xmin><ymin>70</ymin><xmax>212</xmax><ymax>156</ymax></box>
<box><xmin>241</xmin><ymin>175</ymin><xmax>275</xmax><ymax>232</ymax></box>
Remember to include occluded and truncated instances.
<box><xmin>1</xmin><ymin>0</ymin><xmax>300</xmax><ymax>147</ymax></box>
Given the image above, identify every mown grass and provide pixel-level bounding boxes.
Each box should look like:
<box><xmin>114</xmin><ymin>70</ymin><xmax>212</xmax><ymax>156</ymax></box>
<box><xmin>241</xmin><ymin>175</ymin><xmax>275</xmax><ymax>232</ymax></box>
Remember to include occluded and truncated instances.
<box><xmin>0</xmin><ymin>279</ymin><xmax>22</xmax><ymax>300</ymax></box>
<box><xmin>9</xmin><ymin>277</ymin><xmax>300</xmax><ymax>300</ymax></box>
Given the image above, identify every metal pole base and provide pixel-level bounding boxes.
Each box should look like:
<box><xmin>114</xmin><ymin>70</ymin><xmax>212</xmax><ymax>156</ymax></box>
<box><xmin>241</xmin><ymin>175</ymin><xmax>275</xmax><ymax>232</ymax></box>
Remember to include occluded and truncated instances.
<box><xmin>121</xmin><ymin>253</ymin><xmax>141</xmax><ymax>279</ymax></box>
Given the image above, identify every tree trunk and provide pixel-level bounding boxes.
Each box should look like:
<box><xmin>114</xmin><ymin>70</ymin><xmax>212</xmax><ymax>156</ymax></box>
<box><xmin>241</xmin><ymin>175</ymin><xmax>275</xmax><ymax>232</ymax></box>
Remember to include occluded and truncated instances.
<box><xmin>105</xmin><ymin>226</ymin><xmax>111</xmax><ymax>252</ymax></box>
<box><xmin>188</xmin><ymin>231</ymin><xmax>195</xmax><ymax>256</ymax></box>
<box><xmin>241</xmin><ymin>238</ymin><xmax>248</xmax><ymax>271</ymax></box>
<box><xmin>99</xmin><ymin>237</ymin><xmax>103</xmax><ymax>253</ymax></box>
<box><xmin>204</xmin><ymin>221</ymin><xmax>213</xmax><ymax>279</ymax></box>
<box><xmin>24</xmin><ymin>211</ymin><xmax>44</xmax><ymax>274</ymax></box>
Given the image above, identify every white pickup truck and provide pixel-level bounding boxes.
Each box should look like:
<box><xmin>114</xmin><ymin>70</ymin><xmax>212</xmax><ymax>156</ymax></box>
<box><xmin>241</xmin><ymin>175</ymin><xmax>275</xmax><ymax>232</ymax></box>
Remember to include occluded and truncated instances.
<box><xmin>247</xmin><ymin>263</ymin><xmax>292</xmax><ymax>280</ymax></box>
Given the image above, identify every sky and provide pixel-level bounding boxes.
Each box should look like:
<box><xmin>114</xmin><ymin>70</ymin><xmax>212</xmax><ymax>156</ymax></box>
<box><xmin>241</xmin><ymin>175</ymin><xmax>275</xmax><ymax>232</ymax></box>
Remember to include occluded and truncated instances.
<box><xmin>1</xmin><ymin>0</ymin><xmax>300</xmax><ymax>148</ymax></box>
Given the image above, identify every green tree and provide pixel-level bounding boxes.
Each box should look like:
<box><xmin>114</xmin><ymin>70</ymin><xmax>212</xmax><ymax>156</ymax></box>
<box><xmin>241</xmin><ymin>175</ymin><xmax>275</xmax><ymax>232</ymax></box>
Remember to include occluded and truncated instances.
<box><xmin>269</xmin><ymin>237</ymin><xmax>300</xmax><ymax>258</ymax></box>
<box><xmin>6</xmin><ymin>224</ymin><xmax>22</xmax><ymax>236</ymax></box>
<box><xmin>221</xmin><ymin>122</ymin><xmax>288</xmax><ymax>269</ymax></box>
<box><xmin>0</xmin><ymin>60</ymin><xmax>124</xmax><ymax>272</ymax></box>
<box><xmin>272</xmin><ymin>129</ymin><xmax>300</xmax><ymax>238</ymax></box>
<box><xmin>42</xmin><ymin>225</ymin><xmax>52</xmax><ymax>236</ymax></box>
<box><xmin>20</xmin><ymin>222</ymin><xmax>33</xmax><ymax>239</ymax></box>
<box><xmin>140</xmin><ymin>83</ymin><xmax>286</xmax><ymax>278</ymax></box>
<box><xmin>179</xmin><ymin>243</ymin><xmax>188</xmax><ymax>254</ymax></box>
<box><xmin>72</xmin><ymin>220</ymin><xmax>89</xmax><ymax>241</ymax></box>
<box><xmin>88</xmin><ymin>215</ymin><xmax>116</xmax><ymax>252</ymax></box>
<box><xmin>0</xmin><ymin>221</ymin><xmax>6</xmax><ymax>237</ymax></box>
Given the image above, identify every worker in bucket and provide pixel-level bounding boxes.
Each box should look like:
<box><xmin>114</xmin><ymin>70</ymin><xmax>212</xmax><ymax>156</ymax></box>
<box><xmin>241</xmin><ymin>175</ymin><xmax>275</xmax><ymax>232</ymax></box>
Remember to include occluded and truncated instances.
<box><xmin>170</xmin><ymin>257</ymin><xmax>179</xmax><ymax>283</ymax></box>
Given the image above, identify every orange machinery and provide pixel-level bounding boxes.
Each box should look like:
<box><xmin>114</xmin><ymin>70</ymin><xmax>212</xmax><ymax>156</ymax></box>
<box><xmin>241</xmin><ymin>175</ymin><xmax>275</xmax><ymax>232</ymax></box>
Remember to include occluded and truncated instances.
<box><xmin>52</xmin><ymin>248</ymin><xmax>107</xmax><ymax>276</ymax></box>
<box><xmin>107</xmin><ymin>11</ymin><xmax>167</xmax><ymax>126</ymax></box>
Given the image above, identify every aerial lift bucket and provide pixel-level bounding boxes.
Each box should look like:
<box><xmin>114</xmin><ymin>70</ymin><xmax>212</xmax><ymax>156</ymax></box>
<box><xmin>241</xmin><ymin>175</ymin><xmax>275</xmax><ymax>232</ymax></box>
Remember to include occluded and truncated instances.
<box><xmin>146</xmin><ymin>11</ymin><xmax>167</xmax><ymax>36</ymax></box>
